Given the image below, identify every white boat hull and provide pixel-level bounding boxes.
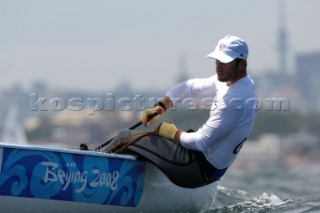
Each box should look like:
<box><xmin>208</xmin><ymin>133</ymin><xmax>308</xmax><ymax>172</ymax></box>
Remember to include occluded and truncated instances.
<box><xmin>0</xmin><ymin>143</ymin><xmax>217</xmax><ymax>213</ymax></box>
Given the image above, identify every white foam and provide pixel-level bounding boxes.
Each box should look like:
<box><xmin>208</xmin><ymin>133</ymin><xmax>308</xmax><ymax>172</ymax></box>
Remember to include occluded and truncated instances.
<box><xmin>258</xmin><ymin>193</ymin><xmax>286</xmax><ymax>206</ymax></box>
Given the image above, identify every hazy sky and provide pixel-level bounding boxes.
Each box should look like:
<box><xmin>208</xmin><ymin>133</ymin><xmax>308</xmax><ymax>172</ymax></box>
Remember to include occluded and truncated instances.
<box><xmin>0</xmin><ymin>0</ymin><xmax>319</xmax><ymax>92</ymax></box>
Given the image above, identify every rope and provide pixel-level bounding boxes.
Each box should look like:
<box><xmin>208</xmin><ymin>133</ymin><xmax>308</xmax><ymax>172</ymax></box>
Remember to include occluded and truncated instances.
<box><xmin>108</xmin><ymin>131</ymin><xmax>156</xmax><ymax>154</ymax></box>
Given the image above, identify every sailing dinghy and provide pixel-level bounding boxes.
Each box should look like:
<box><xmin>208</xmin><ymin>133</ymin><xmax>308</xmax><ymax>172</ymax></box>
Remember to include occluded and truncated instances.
<box><xmin>0</xmin><ymin>142</ymin><xmax>217</xmax><ymax>212</ymax></box>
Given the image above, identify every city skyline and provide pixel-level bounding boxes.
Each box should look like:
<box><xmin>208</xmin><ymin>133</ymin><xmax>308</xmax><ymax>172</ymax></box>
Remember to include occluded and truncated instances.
<box><xmin>1</xmin><ymin>0</ymin><xmax>319</xmax><ymax>92</ymax></box>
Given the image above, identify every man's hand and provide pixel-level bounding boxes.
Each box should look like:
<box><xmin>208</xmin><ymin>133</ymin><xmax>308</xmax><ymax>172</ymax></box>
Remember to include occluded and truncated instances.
<box><xmin>156</xmin><ymin>122</ymin><xmax>180</xmax><ymax>142</ymax></box>
<box><xmin>140</xmin><ymin>105</ymin><xmax>165</xmax><ymax>126</ymax></box>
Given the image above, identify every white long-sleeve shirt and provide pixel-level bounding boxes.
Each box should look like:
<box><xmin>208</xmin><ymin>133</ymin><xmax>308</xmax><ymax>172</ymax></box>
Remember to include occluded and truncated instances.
<box><xmin>166</xmin><ymin>74</ymin><xmax>257</xmax><ymax>169</ymax></box>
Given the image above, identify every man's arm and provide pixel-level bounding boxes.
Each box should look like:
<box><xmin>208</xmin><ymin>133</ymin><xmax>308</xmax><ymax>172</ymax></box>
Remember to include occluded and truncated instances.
<box><xmin>159</xmin><ymin>96</ymin><xmax>174</xmax><ymax>111</ymax></box>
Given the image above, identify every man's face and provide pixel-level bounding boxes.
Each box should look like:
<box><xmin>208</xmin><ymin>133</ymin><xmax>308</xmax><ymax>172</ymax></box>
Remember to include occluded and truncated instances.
<box><xmin>215</xmin><ymin>59</ymin><xmax>243</xmax><ymax>85</ymax></box>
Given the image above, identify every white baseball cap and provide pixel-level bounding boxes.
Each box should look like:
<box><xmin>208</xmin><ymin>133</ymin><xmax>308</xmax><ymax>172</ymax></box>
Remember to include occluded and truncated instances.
<box><xmin>206</xmin><ymin>35</ymin><xmax>248</xmax><ymax>63</ymax></box>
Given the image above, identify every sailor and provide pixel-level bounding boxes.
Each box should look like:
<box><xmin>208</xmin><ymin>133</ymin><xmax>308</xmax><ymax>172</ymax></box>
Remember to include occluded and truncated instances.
<box><xmin>141</xmin><ymin>35</ymin><xmax>258</xmax><ymax>184</ymax></box>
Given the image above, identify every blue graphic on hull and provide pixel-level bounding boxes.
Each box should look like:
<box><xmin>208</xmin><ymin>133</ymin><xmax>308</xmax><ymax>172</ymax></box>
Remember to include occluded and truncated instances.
<box><xmin>0</xmin><ymin>148</ymin><xmax>145</xmax><ymax>207</ymax></box>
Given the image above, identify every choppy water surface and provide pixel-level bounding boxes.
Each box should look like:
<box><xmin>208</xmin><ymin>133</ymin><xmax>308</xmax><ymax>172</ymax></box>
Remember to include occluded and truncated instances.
<box><xmin>207</xmin><ymin>164</ymin><xmax>320</xmax><ymax>213</ymax></box>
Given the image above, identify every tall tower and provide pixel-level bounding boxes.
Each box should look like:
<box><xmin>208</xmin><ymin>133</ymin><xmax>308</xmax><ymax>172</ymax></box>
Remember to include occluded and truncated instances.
<box><xmin>176</xmin><ymin>53</ymin><xmax>189</xmax><ymax>83</ymax></box>
<box><xmin>277</xmin><ymin>0</ymin><xmax>288</xmax><ymax>75</ymax></box>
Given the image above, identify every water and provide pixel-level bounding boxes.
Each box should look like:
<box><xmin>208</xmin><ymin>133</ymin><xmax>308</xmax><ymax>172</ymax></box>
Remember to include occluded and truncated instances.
<box><xmin>206</xmin><ymin>164</ymin><xmax>320</xmax><ymax>213</ymax></box>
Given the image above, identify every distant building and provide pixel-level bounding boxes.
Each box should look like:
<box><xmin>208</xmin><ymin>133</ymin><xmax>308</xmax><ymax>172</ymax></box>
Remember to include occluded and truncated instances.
<box><xmin>296</xmin><ymin>52</ymin><xmax>320</xmax><ymax>111</ymax></box>
<box><xmin>231</xmin><ymin>134</ymin><xmax>282</xmax><ymax>170</ymax></box>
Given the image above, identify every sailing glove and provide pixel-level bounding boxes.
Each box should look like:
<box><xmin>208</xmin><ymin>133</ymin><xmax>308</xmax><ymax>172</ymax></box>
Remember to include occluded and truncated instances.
<box><xmin>156</xmin><ymin>122</ymin><xmax>180</xmax><ymax>142</ymax></box>
<box><xmin>140</xmin><ymin>102</ymin><xmax>166</xmax><ymax>125</ymax></box>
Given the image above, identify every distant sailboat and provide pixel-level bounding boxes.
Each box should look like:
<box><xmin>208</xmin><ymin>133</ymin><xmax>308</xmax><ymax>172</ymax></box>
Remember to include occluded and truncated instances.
<box><xmin>2</xmin><ymin>104</ymin><xmax>28</xmax><ymax>144</ymax></box>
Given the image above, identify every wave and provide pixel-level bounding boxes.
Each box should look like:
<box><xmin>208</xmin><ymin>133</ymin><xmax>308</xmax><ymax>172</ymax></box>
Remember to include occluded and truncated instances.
<box><xmin>208</xmin><ymin>186</ymin><xmax>292</xmax><ymax>213</ymax></box>
<box><xmin>206</xmin><ymin>186</ymin><xmax>320</xmax><ymax>213</ymax></box>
